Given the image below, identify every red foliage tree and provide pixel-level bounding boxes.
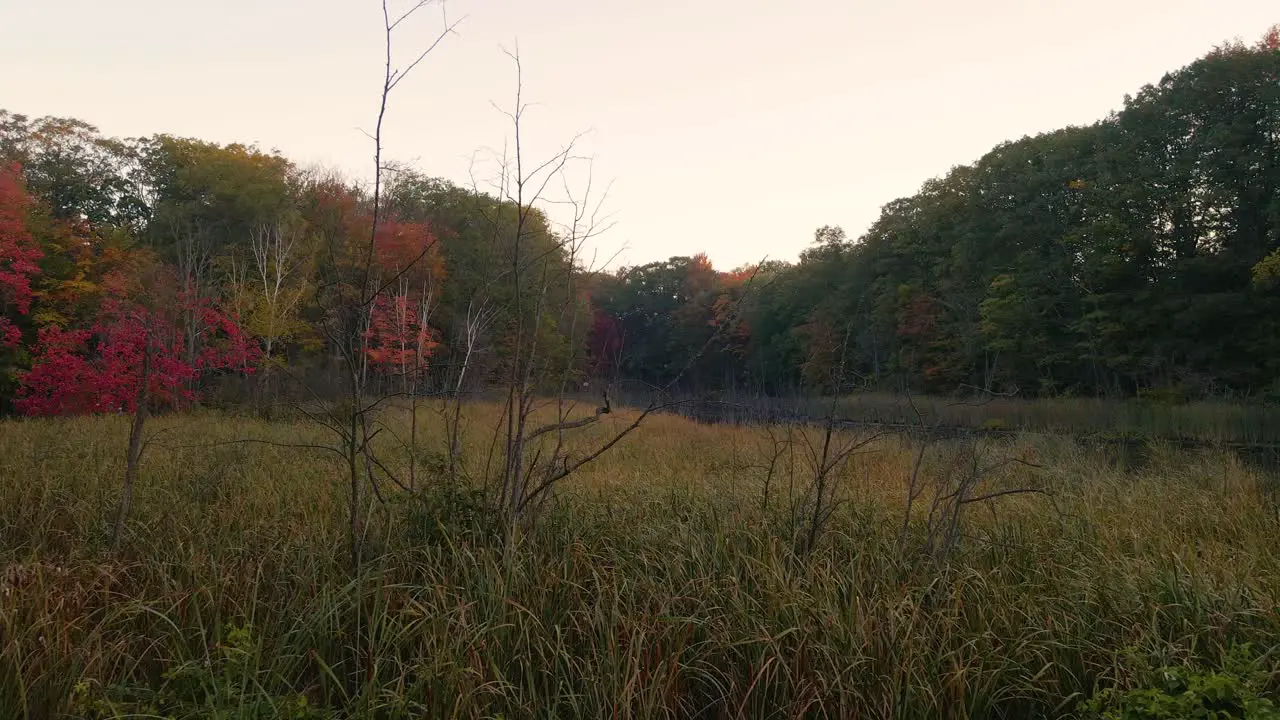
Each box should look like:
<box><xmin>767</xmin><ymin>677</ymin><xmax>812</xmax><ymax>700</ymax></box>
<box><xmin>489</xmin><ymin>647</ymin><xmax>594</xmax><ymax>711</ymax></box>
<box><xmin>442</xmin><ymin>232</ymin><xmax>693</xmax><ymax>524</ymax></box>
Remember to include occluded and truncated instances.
<box><xmin>684</xmin><ymin>252</ymin><xmax>718</xmax><ymax>298</ymax></box>
<box><xmin>1261</xmin><ymin>24</ymin><xmax>1279</xmax><ymax>51</ymax></box>
<box><xmin>0</xmin><ymin>164</ymin><xmax>43</xmax><ymax>349</ymax></box>
<box><xmin>706</xmin><ymin>267</ymin><xmax>753</xmax><ymax>359</ymax></box>
<box><xmin>362</xmin><ymin>218</ymin><xmax>443</xmax><ymax>380</ymax></box>
<box><xmin>374</xmin><ymin>219</ymin><xmax>444</xmax><ymax>284</ymax></box>
<box><xmin>363</xmin><ymin>291</ymin><xmax>438</xmax><ymax>379</ymax></box>
<box><xmin>895</xmin><ymin>289</ymin><xmax>965</xmax><ymax>389</ymax></box>
<box><xmin>183</xmin><ymin>290</ymin><xmax>263</xmax><ymax>372</ymax></box>
<box><xmin>15</xmin><ymin>279</ymin><xmax>260</xmax><ymax>416</ymax></box>
<box><xmin>896</xmin><ymin>291</ymin><xmax>942</xmax><ymax>342</ymax></box>
<box><xmin>587</xmin><ymin>308</ymin><xmax>623</xmax><ymax>379</ymax></box>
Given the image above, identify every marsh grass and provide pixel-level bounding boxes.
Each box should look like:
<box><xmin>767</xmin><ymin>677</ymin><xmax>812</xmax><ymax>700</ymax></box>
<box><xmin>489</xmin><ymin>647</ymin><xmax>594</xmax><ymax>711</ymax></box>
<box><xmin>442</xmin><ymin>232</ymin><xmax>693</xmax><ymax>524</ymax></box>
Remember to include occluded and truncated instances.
<box><xmin>1</xmin><ymin>406</ymin><xmax>1279</xmax><ymax>718</ymax></box>
<box><xmin>676</xmin><ymin>392</ymin><xmax>1280</xmax><ymax>445</ymax></box>
<box><xmin>833</xmin><ymin>393</ymin><xmax>1280</xmax><ymax>445</ymax></box>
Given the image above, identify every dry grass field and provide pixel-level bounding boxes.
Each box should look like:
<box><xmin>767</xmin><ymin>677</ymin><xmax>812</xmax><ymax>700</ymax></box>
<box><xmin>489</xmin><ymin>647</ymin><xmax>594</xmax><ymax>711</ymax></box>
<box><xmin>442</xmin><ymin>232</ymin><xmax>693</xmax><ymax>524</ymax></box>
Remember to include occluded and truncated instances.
<box><xmin>2</xmin><ymin>404</ymin><xmax>1279</xmax><ymax>718</ymax></box>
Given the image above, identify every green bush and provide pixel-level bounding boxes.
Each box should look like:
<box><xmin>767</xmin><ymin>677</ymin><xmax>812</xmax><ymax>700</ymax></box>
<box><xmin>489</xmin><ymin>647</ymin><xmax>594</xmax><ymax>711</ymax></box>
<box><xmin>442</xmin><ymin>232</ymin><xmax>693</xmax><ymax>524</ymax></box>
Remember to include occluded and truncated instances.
<box><xmin>1082</xmin><ymin>645</ymin><xmax>1280</xmax><ymax>719</ymax></box>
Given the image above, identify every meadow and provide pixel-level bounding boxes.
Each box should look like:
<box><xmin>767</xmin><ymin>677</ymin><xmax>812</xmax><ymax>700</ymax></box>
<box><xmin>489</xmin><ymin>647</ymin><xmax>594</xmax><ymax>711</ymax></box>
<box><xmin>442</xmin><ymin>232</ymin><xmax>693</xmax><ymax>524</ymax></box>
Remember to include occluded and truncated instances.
<box><xmin>2</xmin><ymin>404</ymin><xmax>1279</xmax><ymax>718</ymax></box>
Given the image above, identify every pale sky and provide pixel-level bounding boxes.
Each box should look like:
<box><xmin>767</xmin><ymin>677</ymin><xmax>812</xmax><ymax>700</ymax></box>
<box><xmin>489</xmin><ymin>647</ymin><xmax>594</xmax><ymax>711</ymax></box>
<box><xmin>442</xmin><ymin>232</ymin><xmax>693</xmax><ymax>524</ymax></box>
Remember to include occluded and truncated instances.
<box><xmin>2</xmin><ymin>1</ymin><xmax>1275</xmax><ymax>269</ymax></box>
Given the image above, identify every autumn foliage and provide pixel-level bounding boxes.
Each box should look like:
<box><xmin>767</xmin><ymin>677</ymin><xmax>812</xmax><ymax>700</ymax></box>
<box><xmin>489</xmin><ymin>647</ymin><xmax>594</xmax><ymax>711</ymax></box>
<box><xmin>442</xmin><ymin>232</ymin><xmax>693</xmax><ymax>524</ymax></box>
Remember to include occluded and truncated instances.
<box><xmin>374</xmin><ymin>219</ymin><xmax>444</xmax><ymax>283</ymax></box>
<box><xmin>363</xmin><ymin>292</ymin><xmax>438</xmax><ymax>377</ymax></box>
<box><xmin>0</xmin><ymin>130</ymin><xmax>461</xmax><ymax>415</ymax></box>
<box><xmin>8</xmin><ymin>22</ymin><xmax>1280</xmax><ymax>410</ymax></box>
<box><xmin>587</xmin><ymin>309</ymin><xmax>623</xmax><ymax>378</ymax></box>
<box><xmin>15</xmin><ymin>290</ymin><xmax>260</xmax><ymax>416</ymax></box>
<box><xmin>3</xmin><ymin>155</ymin><xmax>262</xmax><ymax>417</ymax></box>
<box><xmin>1262</xmin><ymin>24</ymin><xmax>1280</xmax><ymax>51</ymax></box>
<box><xmin>0</xmin><ymin>164</ymin><xmax>42</xmax><ymax>349</ymax></box>
<box><xmin>363</xmin><ymin>218</ymin><xmax>444</xmax><ymax>379</ymax></box>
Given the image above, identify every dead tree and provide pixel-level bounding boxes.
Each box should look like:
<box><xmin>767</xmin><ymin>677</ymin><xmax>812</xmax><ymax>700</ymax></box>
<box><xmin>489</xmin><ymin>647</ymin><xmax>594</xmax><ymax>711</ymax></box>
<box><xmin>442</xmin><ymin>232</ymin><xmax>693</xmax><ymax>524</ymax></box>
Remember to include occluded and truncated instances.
<box><xmin>897</xmin><ymin>388</ymin><xmax>1048</xmax><ymax>570</ymax></box>
<box><xmin>481</xmin><ymin>47</ymin><xmax>609</xmax><ymax>533</ymax></box>
<box><xmin>138</xmin><ymin>2</ymin><xmax>458</xmax><ymax>568</ymax></box>
<box><xmin>304</xmin><ymin>0</ymin><xmax>460</xmax><ymax>568</ymax></box>
<box><xmin>444</xmin><ymin>294</ymin><xmax>498</xmax><ymax>476</ymax></box>
<box><xmin>444</xmin><ymin>49</ymin><xmax>767</xmax><ymax>536</ymax></box>
<box><xmin>782</xmin><ymin>326</ymin><xmax>884</xmax><ymax>557</ymax></box>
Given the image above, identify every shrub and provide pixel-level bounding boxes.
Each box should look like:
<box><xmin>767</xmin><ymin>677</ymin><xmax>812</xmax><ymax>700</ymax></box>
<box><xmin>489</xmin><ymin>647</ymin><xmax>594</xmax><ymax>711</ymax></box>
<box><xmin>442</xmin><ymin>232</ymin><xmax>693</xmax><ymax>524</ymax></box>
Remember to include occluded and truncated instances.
<box><xmin>1082</xmin><ymin>645</ymin><xmax>1280</xmax><ymax>720</ymax></box>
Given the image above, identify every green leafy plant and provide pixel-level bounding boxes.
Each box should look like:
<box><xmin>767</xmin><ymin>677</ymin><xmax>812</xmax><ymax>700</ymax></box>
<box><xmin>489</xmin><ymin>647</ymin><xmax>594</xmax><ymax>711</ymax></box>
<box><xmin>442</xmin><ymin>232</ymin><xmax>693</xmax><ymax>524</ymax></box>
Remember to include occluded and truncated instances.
<box><xmin>69</xmin><ymin>624</ymin><xmax>333</xmax><ymax>720</ymax></box>
<box><xmin>1082</xmin><ymin>645</ymin><xmax>1280</xmax><ymax>720</ymax></box>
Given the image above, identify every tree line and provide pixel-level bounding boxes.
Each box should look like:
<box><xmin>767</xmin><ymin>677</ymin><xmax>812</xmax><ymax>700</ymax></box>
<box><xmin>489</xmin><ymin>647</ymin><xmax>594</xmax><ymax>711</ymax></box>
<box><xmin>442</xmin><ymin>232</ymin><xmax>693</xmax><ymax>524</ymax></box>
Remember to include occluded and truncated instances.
<box><xmin>1</xmin><ymin>29</ymin><xmax>1278</xmax><ymax>415</ymax></box>
<box><xmin>0</xmin><ymin>109</ymin><xmax>591</xmax><ymax>414</ymax></box>
<box><xmin>591</xmin><ymin>30</ymin><xmax>1280</xmax><ymax>401</ymax></box>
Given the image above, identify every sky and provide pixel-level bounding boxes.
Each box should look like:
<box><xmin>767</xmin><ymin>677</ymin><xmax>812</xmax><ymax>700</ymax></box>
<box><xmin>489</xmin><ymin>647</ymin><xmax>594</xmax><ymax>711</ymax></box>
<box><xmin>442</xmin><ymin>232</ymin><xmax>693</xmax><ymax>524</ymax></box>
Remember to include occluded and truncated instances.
<box><xmin>1</xmin><ymin>0</ymin><xmax>1276</xmax><ymax>270</ymax></box>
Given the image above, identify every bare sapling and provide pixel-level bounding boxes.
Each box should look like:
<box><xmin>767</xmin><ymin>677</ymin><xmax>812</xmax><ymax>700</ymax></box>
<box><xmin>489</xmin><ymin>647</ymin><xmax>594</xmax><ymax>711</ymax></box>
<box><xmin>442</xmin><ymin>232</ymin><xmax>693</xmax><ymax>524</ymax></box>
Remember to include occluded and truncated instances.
<box><xmin>287</xmin><ymin>0</ymin><xmax>461</xmax><ymax>568</ymax></box>
<box><xmin>113</xmin><ymin>335</ymin><xmax>151</xmax><ymax>550</ymax></box>
<box><xmin>785</xmin><ymin>326</ymin><xmax>884</xmax><ymax>558</ymax></box>
<box><xmin>898</xmin><ymin>387</ymin><xmax>1050</xmax><ymax>570</ymax></box>
<box><xmin>440</xmin><ymin>47</ymin><xmax>766</xmax><ymax>541</ymax></box>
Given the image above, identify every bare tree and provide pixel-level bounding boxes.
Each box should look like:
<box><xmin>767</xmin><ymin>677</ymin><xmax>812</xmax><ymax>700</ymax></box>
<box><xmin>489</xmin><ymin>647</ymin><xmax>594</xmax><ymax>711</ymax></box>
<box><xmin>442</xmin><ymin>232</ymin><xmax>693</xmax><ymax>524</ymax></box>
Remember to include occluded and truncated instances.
<box><xmin>135</xmin><ymin>2</ymin><xmax>458</xmax><ymax>566</ymax></box>
<box><xmin>448</xmin><ymin>48</ymin><xmax>764</xmax><ymax>536</ymax></box>
<box><xmin>394</xmin><ymin>268</ymin><xmax>441</xmax><ymax>491</ymax></box>
<box><xmin>897</xmin><ymin>389</ymin><xmax>1049</xmax><ymax>569</ymax></box>
<box><xmin>301</xmin><ymin>0</ymin><xmax>460</xmax><ymax>567</ymax></box>
<box><xmin>776</xmin><ymin>328</ymin><xmax>886</xmax><ymax>557</ymax></box>
<box><xmin>443</xmin><ymin>294</ymin><xmax>499</xmax><ymax>475</ymax></box>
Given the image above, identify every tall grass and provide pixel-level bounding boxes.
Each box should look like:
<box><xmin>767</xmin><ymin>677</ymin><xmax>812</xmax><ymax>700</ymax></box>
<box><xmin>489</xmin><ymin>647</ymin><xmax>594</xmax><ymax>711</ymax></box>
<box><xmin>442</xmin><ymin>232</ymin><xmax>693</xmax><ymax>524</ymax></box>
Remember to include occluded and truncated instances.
<box><xmin>1</xmin><ymin>407</ymin><xmax>1278</xmax><ymax>718</ymax></box>
<box><xmin>832</xmin><ymin>392</ymin><xmax>1280</xmax><ymax>444</ymax></box>
<box><xmin>677</xmin><ymin>391</ymin><xmax>1280</xmax><ymax>445</ymax></box>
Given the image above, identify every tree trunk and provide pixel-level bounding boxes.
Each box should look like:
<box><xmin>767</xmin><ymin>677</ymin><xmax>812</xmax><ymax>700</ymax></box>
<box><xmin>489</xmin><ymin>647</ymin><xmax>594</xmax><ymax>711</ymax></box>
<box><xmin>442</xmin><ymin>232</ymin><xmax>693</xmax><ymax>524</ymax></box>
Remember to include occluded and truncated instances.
<box><xmin>114</xmin><ymin>340</ymin><xmax>151</xmax><ymax>551</ymax></box>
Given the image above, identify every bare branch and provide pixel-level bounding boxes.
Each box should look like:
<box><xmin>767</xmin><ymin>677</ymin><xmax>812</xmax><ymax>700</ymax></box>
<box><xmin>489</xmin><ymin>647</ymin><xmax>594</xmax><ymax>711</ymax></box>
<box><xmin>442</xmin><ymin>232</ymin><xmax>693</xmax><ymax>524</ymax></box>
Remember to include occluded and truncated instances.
<box><xmin>518</xmin><ymin>398</ymin><xmax>694</xmax><ymax>512</ymax></box>
<box><xmin>959</xmin><ymin>487</ymin><xmax>1051</xmax><ymax>505</ymax></box>
<box><xmin>389</xmin><ymin>18</ymin><xmax>464</xmax><ymax>91</ymax></box>
<box><xmin>524</xmin><ymin>392</ymin><xmax>611</xmax><ymax>444</ymax></box>
<box><xmin>161</xmin><ymin>437</ymin><xmax>347</xmax><ymax>462</ymax></box>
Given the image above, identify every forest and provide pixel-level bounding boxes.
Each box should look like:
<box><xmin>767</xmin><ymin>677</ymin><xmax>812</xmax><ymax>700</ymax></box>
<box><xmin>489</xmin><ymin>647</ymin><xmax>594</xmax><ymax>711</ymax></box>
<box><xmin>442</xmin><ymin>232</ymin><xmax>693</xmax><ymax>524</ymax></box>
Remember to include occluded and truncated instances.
<box><xmin>2</xmin><ymin>32</ymin><xmax>1279</xmax><ymax>415</ymax></box>
<box><xmin>597</xmin><ymin>32</ymin><xmax>1280</xmax><ymax>400</ymax></box>
<box><xmin>3</xmin><ymin>17</ymin><xmax>1280</xmax><ymax>720</ymax></box>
